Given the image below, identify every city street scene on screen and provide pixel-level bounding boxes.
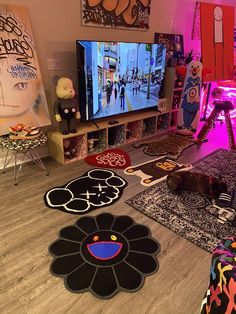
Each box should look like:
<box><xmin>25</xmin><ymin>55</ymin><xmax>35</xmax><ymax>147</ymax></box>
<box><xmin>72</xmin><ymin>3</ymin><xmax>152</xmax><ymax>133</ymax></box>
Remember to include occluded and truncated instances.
<box><xmin>77</xmin><ymin>41</ymin><xmax>166</xmax><ymax>121</ymax></box>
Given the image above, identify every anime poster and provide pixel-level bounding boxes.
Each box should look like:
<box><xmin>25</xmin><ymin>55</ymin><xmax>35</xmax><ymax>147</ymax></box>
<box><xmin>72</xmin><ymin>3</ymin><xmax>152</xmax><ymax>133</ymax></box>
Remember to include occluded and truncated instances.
<box><xmin>200</xmin><ymin>3</ymin><xmax>234</xmax><ymax>81</ymax></box>
<box><xmin>81</xmin><ymin>0</ymin><xmax>151</xmax><ymax>30</ymax></box>
<box><xmin>154</xmin><ymin>33</ymin><xmax>184</xmax><ymax>59</ymax></box>
<box><xmin>0</xmin><ymin>4</ymin><xmax>51</xmax><ymax>135</ymax></box>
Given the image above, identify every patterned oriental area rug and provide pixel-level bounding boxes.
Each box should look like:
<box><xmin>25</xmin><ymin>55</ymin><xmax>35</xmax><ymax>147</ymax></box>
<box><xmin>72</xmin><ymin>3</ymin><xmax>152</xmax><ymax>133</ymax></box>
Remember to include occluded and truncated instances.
<box><xmin>133</xmin><ymin>132</ymin><xmax>194</xmax><ymax>160</ymax></box>
<box><xmin>49</xmin><ymin>213</ymin><xmax>160</xmax><ymax>299</ymax></box>
<box><xmin>126</xmin><ymin>149</ymin><xmax>236</xmax><ymax>253</ymax></box>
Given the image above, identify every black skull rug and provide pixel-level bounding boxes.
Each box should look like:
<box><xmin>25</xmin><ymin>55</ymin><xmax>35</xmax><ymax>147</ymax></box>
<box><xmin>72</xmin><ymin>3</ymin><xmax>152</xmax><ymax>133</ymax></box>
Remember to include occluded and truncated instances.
<box><xmin>44</xmin><ymin>169</ymin><xmax>127</xmax><ymax>215</ymax></box>
<box><xmin>48</xmin><ymin>212</ymin><xmax>160</xmax><ymax>298</ymax></box>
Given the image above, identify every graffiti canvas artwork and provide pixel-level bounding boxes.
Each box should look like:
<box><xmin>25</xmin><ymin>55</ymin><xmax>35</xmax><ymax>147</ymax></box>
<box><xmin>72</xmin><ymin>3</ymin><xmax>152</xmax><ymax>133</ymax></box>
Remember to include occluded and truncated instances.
<box><xmin>81</xmin><ymin>0</ymin><xmax>152</xmax><ymax>30</ymax></box>
<box><xmin>0</xmin><ymin>4</ymin><xmax>51</xmax><ymax>136</ymax></box>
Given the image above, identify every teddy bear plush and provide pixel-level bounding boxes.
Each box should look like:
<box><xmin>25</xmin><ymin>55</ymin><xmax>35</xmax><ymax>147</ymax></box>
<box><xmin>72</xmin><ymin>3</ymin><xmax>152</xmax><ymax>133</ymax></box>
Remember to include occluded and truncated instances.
<box><xmin>54</xmin><ymin>77</ymin><xmax>80</xmax><ymax>134</ymax></box>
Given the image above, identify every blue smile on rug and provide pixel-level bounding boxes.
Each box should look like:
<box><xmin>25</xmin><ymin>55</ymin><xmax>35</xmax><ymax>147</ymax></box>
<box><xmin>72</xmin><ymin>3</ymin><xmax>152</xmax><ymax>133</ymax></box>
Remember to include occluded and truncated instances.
<box><xmin>87</xmin><ymin>241</ymin><xmax>122</xmax><ymax>260</ymax></box>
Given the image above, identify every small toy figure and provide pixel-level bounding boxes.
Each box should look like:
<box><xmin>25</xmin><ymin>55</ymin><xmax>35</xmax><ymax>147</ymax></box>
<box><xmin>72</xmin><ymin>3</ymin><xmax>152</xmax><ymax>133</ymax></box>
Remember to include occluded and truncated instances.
<box><xmin>88</xmin><ymin>138</ymin><xmax>98</xmax><ymax>152</ymax></box>
<box><xmin>54</xmin><ymin>78</ymin><xmax>80</xmax><ymax>135</ymax></box>
<box><xmin>63</xmin><ymin>138</ymin><xmax>78</xmax><ymax>159</ymax></box>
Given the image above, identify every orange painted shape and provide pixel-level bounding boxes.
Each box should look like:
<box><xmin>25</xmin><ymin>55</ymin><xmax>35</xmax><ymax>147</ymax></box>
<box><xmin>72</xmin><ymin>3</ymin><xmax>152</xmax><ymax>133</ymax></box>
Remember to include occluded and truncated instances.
<box><xmin>115</xmin><ymin>0</ymin><xmax>129</xmax><ymax>16</ymax></box>
<box><xmin>122</xmin><ymin>0</ymin><xmax>138</xmax><ymax>25</ymax></box>
<box><xmin>102</xmin><ymin>0</ymin><xmax>118</xmax><ymax>12</ymax></box>
<box><xmin>87</xmin><ymin>0</ymin><xmax>102</xmax><ymax>7</ymax></box>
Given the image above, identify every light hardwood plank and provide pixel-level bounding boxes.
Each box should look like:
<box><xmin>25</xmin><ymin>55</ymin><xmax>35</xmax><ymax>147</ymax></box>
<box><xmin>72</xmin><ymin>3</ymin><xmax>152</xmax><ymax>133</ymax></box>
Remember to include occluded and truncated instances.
<box><xmin>0</xmin><ymin>121</ymin><xmax>232</xmax><ymax>314</ymax></box>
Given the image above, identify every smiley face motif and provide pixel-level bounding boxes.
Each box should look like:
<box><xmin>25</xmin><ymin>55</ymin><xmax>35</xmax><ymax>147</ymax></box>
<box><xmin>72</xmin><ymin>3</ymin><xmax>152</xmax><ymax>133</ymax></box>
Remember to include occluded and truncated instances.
<box><xmin>82</xmin><ymin>230</ymin><xmax>129</xmax><ymax>266</ymax></box>
<box><xmin>49</xmin><ymin>213</ymin><xmax>160</xmax><ymax>298</ymax></box>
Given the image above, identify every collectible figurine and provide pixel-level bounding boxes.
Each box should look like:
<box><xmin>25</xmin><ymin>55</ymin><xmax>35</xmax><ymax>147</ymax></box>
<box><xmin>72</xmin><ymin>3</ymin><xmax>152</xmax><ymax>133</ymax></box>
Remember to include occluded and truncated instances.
<box><xmin>177</xmin><ymin>60</ymin><xmax>203</xmax><ymax>135</ymax></box>
<box><xmin>63</xmin><ymin>138</ymin><xmax>78</xmax><ymax>159</ymax></box>
<box><xmin>54</xmin><ymin>77</ymin><xmax>80</xmax><ymax>135</ymax></box>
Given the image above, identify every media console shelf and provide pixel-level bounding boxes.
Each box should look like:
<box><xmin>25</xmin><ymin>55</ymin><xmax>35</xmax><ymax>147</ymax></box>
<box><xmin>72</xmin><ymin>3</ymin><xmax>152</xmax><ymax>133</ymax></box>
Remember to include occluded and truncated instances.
<box><xmin>47</xmin><ymin>103</ymin><xmax>177</xmax><ymax>164</ymax></box>
<box><xmin>48</xmin><ymin>66</ymin><xmax>178</xmax><ymax>164</ymax></box>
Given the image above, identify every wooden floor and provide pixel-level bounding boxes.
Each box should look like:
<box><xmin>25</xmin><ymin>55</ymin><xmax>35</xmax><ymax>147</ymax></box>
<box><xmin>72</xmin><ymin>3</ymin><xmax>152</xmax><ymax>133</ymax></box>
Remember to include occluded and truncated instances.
<box><xmin>0</xmin><ymin>121</ymin><xmax>232</xmax><ymax>314</ymax></box>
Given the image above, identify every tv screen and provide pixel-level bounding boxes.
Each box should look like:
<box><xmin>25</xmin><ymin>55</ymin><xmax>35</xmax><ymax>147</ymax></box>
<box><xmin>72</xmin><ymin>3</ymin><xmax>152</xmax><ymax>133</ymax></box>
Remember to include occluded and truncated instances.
<box><xmin>76</xmin><ymin>40</ymin><xmax>166</xmax><ymax>121</ymax></box>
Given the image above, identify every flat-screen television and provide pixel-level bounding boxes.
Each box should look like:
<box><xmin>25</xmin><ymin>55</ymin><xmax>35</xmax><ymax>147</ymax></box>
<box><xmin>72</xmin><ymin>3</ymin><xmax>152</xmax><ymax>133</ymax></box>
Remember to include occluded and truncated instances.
<box><xmin>76</xmin><ymin>40</ymin><xmax>166</xmax><ymax>122</ymax></box>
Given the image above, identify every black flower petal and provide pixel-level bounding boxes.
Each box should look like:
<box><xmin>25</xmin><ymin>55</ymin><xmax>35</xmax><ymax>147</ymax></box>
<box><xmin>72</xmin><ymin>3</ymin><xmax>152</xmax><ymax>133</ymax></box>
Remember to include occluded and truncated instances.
<box><xmin>65</xmin><ymin>263</ymin><xmax>96</xmax><ymax>292</ymax></box>
<box><xmin>112</xmin><ymin>215</ymin><xmax>134</xmax><ymax>232</ymax></box>
<box><xmin>123</xmin><ymin>224</ymin><xmax>149</xmax><ymax>240</ymax></box>
<box><xmin>60</xmin><ymin>226</ymin><xmax>86</xmax><ymax>242</ymax></box>
<box><xmin>91</xmin><ymin>267</ymin><xmax>118</xmax><ymax>298</ymax></box>
<box><xmin>114</xmin><ymin>261</ymin><xmax>142</xmax><ymax>290</ymax></box>
<box><xmin>49</xmin><ymin>239</ymin><xmax>81</xmax><ymax>257</ymax></box>
<box><xmin>96</xmin><ymin>213</ymin><xmax>114</xmax><ymax>230</ymax></box>
<box><xmin>76</xmin><ymin>216</ymin><xmax>98</xmax><ymax>234</ymax></box>
<box><xmin>129</xmin><ymin>238</ymin><xmax>160</xmax><ymax>254</ymax></box>
<box><xmin>51</xmin><ymin>253</ymin><xmax>84</xmax><ymax>276</ymax></box>
<box><xmin>125</xmin><ymin>252</ymin><xmax>158</xmax><ymax>274</ymax></box>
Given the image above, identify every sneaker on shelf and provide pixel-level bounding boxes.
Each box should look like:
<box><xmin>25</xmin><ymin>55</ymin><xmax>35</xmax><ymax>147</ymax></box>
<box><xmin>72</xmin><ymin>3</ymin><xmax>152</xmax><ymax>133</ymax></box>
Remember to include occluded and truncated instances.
<box><xmin>9</xmin><ymin>124</ymin><xmax>41</xmax><ymax>140</ymax></box>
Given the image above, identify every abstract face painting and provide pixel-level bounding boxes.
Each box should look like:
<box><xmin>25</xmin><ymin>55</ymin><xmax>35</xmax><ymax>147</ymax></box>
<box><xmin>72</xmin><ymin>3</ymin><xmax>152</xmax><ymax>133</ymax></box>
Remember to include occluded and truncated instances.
<box><xmin>0</xmin><ymin>4</ymin><xmax>51</xmax><ymax>135</ymax></box>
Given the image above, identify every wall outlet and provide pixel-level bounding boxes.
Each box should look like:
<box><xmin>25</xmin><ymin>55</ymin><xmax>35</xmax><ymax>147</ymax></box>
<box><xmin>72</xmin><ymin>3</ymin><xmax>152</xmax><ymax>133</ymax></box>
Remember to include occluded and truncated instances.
<box><xmin>47</xmin><ymin>58</ymin><xmax>60</xmax><ymax>71</ymax></box>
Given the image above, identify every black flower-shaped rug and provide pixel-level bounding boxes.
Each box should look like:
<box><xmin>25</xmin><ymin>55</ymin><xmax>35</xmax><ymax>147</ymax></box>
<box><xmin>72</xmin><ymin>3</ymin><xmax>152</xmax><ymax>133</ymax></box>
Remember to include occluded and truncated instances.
<box><xmin>49</xmin><ymin>213</ymin><xmax>160</xmax><ymax>298</ymax></box>
<box><xmin>44</xmin><ymin>169</ymin><xmax>127</xmax><ymax>215</ymax></box>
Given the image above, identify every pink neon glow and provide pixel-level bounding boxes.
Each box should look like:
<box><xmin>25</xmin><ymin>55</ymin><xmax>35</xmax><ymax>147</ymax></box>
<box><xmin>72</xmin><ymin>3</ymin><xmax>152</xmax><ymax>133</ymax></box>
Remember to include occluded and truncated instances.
<box><xmin>219</xmin><ymin>86</ymin><xmax>236</xmax><ymax>92</ymax></box>
<box><xmin>226</xmin><ymin>92</ymin><xmax>236</xmax><ymax>98</ymax></box>
<box><xmin>204</xmin><ymin>81</ymin><xmax>236</xmax><ymax>120</ymax></box>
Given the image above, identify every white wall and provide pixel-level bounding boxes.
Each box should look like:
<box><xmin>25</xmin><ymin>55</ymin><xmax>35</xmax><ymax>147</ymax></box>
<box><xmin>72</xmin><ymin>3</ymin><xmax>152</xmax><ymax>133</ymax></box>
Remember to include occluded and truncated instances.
<box><xmin>0</xmin><ymin>0</ymin><xmax>235</xmax><ymax>168</ymax></box>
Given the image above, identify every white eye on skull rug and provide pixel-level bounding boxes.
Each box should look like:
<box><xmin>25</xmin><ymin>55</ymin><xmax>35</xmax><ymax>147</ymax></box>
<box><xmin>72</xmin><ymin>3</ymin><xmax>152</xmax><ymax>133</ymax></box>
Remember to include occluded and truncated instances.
<box><xmin>44</xmin><ymin>169</ymin><xmax>127</xmax><ymax>214</ymax></box>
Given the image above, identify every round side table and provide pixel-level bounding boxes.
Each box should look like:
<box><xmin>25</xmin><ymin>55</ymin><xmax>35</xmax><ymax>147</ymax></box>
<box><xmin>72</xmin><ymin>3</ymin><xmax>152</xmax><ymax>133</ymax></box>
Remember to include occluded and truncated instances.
<box><xmin>0</xmin><ymin>132</ymin><xmax>49</xmax><ymax>185</ymax></box>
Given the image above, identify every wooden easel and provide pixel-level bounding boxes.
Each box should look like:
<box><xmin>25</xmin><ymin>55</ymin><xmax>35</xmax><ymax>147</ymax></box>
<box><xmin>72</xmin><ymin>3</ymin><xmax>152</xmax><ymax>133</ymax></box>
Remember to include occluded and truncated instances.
<box><xmin>196</xmin><ymin>100</ymin><xmax>236</xmax><ymax>149</ymax></box>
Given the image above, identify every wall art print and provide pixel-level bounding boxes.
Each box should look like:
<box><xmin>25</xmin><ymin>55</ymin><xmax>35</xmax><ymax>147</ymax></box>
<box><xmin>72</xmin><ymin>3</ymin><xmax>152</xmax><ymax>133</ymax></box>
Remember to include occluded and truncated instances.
<box><xmin>0</xmin><ymin>4</ymin><xmax>51</xmax><ymax>136</ymax></box>
<box><xmin>81</xmin><ymin>0</ymin><xmax>152</xmax><ymax>30</ymax></box>
<box><xmin>154</xmin><ymin>33</ymin><xmax>184</xmax><ymax>58</ymax></box>
<box><xmin>200</xmin><ymin>3</ymin><xmax>234</xmax><ymax>81</ymax></box>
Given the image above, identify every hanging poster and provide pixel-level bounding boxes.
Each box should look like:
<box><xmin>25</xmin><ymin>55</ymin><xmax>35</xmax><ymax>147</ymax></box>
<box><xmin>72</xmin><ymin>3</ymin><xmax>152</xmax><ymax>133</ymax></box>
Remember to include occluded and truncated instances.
<box><xmin>0</xmin><ymin>4</ymin><xmax>51</xmax><ymax>136</ymax></box>
<box><xmin>81</xmin><ymin>0</ymin><xmax>151</xmax><ymax>30</ymax></box>
<box><xmin>200</xmin><ymin>3</ymin><xmax>234</xmax><ymax>81</ymax></box>
<box><xmin>234</xmin><ymin>27</ymin><xmax>236</xmax><ymax>65</ymax></box>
